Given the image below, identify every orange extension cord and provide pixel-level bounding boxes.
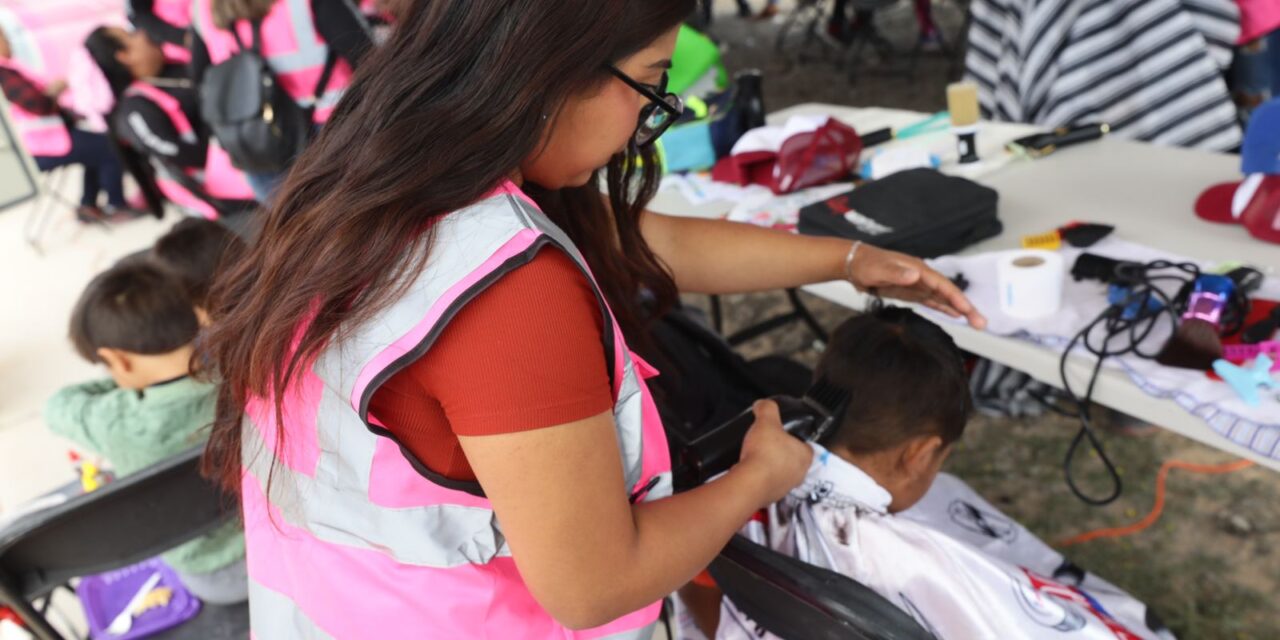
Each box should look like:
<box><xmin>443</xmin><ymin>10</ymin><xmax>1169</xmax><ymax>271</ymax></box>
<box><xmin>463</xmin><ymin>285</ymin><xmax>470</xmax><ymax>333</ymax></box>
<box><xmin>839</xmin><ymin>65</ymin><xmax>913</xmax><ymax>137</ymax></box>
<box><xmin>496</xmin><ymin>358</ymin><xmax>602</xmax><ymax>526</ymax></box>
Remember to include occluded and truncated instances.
<box><xmin>1056</xmin><ymin>458</ymin><xmax>1255</xmax><ymax>547</ymax></box>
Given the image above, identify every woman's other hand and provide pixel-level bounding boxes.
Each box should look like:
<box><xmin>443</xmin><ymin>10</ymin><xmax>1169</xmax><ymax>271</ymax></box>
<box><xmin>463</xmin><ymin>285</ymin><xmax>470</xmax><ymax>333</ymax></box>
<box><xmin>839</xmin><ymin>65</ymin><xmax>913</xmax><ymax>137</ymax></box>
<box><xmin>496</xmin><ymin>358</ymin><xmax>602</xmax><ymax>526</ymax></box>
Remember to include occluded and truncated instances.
<box><xmin>849</xmin><ymin>243</ymin><xmax>987</xmax><ymax>330</ymax></box>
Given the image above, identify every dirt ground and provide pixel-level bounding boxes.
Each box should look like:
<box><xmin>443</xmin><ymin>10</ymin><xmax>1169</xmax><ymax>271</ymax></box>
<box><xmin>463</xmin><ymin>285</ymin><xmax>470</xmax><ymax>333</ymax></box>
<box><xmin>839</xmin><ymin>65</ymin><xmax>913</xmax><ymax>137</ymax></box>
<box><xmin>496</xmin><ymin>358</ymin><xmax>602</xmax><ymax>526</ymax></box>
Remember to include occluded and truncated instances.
<box><xmin>698</xmin><ymin>1</ymin><xmax>1280</xmax><ymax>637</ymax></box>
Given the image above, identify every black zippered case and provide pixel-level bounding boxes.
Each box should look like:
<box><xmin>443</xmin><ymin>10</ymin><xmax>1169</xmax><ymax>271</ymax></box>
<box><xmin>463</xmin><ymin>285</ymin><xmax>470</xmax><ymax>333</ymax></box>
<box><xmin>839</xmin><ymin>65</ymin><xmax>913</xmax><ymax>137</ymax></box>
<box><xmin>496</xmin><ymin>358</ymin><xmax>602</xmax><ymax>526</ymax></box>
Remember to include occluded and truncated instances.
<box><xmin>797</xmin><ymin>168</ymin><xmax>1002</xmax><ymax>258</ymax></box>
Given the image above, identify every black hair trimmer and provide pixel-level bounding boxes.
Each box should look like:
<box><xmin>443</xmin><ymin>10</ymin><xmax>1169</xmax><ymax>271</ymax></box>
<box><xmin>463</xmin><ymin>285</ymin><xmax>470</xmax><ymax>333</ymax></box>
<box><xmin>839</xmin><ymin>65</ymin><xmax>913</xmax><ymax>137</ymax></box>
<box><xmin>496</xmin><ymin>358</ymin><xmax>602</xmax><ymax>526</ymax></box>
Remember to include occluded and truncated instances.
<box><xmin>670</xmin><ymin>380</ymin><xmax>849</xmax><ymax>492</ymax></box>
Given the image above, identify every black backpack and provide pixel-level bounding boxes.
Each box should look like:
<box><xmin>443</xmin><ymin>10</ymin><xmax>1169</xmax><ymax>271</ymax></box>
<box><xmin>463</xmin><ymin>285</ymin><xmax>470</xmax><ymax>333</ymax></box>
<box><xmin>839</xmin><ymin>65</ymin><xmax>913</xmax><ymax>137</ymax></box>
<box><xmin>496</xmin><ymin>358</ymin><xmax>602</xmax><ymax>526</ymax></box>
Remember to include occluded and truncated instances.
<box><xmin>198</xmin><ymin>20</ymin><xmax>335</xmax><ymax>174</ymax></box>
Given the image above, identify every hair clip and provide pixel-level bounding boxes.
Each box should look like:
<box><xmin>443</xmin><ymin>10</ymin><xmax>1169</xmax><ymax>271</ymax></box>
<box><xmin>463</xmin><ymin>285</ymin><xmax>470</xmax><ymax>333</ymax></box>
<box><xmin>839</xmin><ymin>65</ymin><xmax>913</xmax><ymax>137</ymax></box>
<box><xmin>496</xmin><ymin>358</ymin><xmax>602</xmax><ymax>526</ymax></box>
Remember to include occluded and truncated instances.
<box><xmin>1213</xmin><ymin>355</ymin><xmax>1279</xmax><ymax>406</ymax></box>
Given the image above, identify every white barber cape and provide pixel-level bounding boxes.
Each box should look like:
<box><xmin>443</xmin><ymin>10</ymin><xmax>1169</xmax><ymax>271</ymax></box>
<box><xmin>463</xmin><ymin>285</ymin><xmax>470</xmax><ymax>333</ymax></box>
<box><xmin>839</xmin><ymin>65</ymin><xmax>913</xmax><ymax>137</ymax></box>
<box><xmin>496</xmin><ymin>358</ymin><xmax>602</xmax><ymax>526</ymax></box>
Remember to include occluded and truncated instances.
<box><xmin>715</xmin><ymin>445</ymin><xmax>1173</xmax><ymax>640</ymax></box>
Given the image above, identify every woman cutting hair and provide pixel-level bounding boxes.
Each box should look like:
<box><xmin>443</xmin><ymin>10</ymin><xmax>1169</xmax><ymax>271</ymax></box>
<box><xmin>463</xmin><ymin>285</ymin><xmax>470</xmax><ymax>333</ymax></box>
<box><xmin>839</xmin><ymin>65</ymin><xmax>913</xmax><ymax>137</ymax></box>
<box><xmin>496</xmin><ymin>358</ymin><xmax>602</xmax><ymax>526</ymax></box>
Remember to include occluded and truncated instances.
<box><xmin>200</xmin><ymin>1</ymin><xmax>986</xmax><ymax>637</ymax></box>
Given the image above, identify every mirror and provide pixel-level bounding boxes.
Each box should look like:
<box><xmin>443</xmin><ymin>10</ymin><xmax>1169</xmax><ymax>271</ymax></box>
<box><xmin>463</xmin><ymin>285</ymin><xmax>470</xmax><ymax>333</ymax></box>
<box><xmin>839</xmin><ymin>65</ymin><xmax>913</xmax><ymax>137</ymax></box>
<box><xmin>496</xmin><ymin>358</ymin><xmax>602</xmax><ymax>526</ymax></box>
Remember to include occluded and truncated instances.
<box><xmin>0</xmin><ymin>94</ymin><xmax>41</xmax><ymax>213</ymax></box>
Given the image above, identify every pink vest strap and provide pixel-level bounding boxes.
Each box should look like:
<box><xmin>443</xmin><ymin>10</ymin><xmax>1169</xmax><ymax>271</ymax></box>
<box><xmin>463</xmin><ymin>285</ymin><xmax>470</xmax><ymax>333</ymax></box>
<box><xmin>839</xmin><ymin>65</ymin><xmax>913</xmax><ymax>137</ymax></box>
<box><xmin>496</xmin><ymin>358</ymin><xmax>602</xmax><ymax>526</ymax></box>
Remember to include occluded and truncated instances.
<box><xmin>125</xmin><ymin>81</ymin><xmax>195</xmax><ymax>138</ymax></box>
<box><xmin>123</xmin><ymin>81</ymin><xmax>254</xmax><ymax>217</ymax></box>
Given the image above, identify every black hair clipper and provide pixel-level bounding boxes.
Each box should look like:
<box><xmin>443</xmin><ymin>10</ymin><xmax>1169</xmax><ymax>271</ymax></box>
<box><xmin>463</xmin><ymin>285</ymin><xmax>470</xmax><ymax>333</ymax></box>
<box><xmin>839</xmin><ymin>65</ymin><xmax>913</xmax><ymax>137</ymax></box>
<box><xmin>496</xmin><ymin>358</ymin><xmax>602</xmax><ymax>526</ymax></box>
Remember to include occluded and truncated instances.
<box><xmin>671</xmin><ymin>379</ymin><xmax>849</xmax><ymax>492</ymax></box>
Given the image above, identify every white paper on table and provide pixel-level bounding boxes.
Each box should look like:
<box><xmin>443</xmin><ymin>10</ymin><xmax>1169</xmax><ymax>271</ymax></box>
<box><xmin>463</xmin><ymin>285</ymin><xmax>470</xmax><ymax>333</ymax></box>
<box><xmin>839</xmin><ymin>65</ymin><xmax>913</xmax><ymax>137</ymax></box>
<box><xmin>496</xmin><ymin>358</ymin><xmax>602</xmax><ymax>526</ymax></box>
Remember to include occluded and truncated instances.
<box><xmin>725</xmin><ymin>183</ymin><xmax>852</xmax><ymax>229</ymax></box>
<box><xmin>658</xmin><ymin>173</ymin><xmax>772</xmax><ymax>207</ymax></box>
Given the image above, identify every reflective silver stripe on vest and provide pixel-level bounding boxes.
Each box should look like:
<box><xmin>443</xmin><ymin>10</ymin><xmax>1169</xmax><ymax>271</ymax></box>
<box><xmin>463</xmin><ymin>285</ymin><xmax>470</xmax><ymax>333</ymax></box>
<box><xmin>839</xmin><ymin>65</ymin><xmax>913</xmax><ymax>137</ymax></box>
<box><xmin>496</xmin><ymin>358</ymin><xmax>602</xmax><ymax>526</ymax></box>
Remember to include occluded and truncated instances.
<box><xmin>602</xmin><ymin>622</ymin><xmax>658</xmax><ymax>640</ymax></box>
<box><xmin>248</xmin><ymin>580</ymin><xmax>335</xmax><ymax>640</ymax></box>
<box><xmin>20</xmin><ymin>113</ymin><xmax>67</xmax><ymax>133</ymax></box>
<box><xmin>242</xmin><ymin>399</ymin><xmax>510</xmax><ymax>567</ymax></box>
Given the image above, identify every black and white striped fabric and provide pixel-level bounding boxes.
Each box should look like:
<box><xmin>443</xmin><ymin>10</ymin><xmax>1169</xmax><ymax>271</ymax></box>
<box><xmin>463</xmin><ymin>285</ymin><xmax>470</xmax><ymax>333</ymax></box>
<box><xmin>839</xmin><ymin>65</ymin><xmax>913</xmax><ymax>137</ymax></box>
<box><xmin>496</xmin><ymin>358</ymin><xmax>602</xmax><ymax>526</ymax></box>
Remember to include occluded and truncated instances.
<box><xmin>966</xmin><ymin>0</ymin><xmax>1243</xmax><ymax>151</ymax></box>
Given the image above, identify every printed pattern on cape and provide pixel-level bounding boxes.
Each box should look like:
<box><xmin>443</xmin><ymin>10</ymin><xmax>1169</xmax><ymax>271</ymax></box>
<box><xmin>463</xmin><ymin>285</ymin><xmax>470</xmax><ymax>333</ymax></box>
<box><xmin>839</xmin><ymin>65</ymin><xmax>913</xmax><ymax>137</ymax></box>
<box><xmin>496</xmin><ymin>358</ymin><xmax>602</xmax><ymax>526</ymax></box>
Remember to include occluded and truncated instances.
<box><xmin>715</xmin><ymin>445</ymin><xmax>1173</xmax><ymax>640</ymax></box>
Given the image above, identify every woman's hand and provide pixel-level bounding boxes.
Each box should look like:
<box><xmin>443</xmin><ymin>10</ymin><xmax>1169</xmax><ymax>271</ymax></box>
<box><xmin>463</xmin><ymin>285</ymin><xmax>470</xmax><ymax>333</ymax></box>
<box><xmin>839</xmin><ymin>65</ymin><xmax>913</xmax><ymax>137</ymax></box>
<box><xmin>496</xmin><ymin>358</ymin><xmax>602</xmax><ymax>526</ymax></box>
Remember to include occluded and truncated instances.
<box><xmin>460</xmin><ymin>406</ymin><xmax>811</xmax><ymax>630</ymax></box>
<box><xmin>44</xmin><ymin>79</ymin><xmax>67</xmax><ymax>98</ymax></box>
<box><xmin>849</xmin><ymin>243</ymin><xmax>988</xmax><ymax>330</ymax></box>
<box><xmin>735</xmin><ymin>400</ymin><xmax>812</xmax><ymax>505</ymax></box>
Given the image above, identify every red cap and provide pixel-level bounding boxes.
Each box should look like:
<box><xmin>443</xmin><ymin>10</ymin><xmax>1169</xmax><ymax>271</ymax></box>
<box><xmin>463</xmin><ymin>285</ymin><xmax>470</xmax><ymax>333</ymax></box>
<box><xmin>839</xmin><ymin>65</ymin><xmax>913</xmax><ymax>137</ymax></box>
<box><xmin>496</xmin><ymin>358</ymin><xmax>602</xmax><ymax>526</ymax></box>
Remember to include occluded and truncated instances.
<box><xmin>1194</xmin><ymin>174</ymin><xmax>1280</xmax><ymax>244</ymax></box>
<box><xmin>1194</xmin><ymin>181</ymin><xmax>1242</xmax><ymax>224</ymax></box>
<box><xmin>1241</xmin><ymin>175</ymin><xmax>1280</xmax><ymax>243</ymax></box>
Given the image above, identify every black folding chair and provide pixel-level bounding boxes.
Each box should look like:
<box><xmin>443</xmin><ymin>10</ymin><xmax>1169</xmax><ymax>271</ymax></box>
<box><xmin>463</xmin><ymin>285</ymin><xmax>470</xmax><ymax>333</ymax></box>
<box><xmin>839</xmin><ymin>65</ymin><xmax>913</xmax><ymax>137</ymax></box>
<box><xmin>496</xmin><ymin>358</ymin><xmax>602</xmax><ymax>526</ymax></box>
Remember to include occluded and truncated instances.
<box><xmin>0</xmin><ymin>447</ymin><xmax>249</xmax><ymax>640</ymax></box>
<box><xmin>710</xmin><ymin>534</ymin><xmax>933</xmax><ymax>640</ymax></box>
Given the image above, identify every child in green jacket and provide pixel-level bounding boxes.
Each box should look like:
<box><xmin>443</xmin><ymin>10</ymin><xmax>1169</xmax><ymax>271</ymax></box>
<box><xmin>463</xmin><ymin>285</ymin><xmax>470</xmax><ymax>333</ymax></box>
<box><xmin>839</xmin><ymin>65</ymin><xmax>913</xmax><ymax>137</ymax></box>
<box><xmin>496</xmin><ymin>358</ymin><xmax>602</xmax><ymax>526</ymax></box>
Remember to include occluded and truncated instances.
<box><xmin>45</xmin><ymin>261</ymin><xmax>246</xmax><ymax>604</ymax></box>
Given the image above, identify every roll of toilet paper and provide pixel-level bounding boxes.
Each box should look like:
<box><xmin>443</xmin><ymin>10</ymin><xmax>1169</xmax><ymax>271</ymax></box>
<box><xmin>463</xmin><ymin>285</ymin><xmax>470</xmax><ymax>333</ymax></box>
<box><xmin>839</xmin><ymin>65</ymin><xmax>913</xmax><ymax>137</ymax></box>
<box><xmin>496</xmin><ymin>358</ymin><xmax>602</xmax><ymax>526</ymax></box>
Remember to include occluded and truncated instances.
<box><xmin>997</xmin><ymin>250</ymin><xmax>1065</xmax><ymax>319</ymax></box>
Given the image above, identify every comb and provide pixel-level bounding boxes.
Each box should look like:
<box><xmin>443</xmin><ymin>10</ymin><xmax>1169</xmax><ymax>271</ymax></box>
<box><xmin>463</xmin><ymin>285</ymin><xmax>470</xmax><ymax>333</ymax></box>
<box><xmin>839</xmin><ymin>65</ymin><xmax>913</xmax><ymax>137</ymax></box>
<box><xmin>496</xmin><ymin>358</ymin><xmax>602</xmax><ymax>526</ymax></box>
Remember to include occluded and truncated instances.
<box><xmin>1222</xmin><ymin>341</ymin><xmax>1280</xmax><ymax>369</ymax></box>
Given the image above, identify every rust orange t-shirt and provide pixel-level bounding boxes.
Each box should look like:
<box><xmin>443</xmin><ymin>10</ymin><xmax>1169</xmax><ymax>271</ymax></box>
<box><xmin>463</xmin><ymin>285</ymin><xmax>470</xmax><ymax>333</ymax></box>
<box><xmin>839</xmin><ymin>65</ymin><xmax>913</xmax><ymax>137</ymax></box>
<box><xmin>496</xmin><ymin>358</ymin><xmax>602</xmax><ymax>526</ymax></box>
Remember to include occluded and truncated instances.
<box><xmin>366</xmin><ymin>248</ymin><xmax>614</xmax><ymax>482</ymax></box>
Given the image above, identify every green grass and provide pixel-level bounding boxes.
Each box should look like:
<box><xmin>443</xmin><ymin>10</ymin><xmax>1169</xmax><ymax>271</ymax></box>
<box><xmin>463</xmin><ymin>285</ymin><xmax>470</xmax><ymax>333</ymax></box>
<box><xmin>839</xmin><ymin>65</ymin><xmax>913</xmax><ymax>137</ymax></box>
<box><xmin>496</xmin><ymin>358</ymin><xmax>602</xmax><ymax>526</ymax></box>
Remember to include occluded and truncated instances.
<box><xmin>946</xmin><ymin>413</ymin><xmax>1279</xmax><ymax>639</ymax></box>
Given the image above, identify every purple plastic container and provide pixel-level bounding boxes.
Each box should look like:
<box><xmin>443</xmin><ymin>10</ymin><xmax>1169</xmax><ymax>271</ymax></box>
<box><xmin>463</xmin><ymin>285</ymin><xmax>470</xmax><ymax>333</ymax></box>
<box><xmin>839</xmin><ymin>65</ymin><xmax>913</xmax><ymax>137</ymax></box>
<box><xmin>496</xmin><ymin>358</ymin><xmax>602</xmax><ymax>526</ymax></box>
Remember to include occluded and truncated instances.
<box><xmin>78</xmin><ymin>559</ymin><xmax>201</xmax><ymax>640</ymax></box>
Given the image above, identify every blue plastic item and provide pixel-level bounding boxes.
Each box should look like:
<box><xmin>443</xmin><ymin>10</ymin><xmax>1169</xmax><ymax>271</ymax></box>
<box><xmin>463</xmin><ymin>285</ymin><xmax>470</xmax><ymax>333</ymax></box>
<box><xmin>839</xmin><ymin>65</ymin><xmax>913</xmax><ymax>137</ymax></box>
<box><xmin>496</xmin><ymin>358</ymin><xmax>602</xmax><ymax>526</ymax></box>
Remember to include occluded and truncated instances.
<box><xmin>1213</xmin><ymin>355</ymin><xmax>1279</xmax><ymax>406</ymax></box>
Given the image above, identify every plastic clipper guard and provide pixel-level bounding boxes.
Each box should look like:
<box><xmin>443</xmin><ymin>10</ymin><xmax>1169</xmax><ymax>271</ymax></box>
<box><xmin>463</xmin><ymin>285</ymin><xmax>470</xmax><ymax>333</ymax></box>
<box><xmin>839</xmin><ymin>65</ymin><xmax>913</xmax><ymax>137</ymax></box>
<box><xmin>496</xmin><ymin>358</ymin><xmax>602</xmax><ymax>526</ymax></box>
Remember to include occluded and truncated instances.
<box><xmin>1021</xmin><ymin>231</ymin><xmax>1062</xmax><ymax>250</ymax></box>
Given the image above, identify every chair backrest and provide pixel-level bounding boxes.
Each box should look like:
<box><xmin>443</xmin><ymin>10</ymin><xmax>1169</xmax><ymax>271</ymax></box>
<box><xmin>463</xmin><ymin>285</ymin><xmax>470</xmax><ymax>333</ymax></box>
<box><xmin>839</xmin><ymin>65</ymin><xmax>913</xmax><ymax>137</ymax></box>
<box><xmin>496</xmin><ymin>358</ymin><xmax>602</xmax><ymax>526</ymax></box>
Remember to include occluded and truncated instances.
<box><xmin>0</xmin><ymin>93</ymin><xmax>42</xmax><ymax>214</ymax></box>
<box><xmin>710</xmin><ymin>534</ymin><xmax>934</xmax><ymax>640</ymax></box>
<box><xmin>0</xmin><ymin>446</ymin><xmax>234</xmax><ymax>602</ymax></box>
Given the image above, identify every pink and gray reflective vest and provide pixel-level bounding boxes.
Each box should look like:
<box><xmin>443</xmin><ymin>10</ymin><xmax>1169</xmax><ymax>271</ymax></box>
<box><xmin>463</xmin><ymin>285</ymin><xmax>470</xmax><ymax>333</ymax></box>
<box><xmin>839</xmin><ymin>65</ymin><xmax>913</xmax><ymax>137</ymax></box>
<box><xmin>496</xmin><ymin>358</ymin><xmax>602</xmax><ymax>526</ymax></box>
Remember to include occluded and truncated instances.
<box><xmin>123</xmin><ymin>81</ymin><xmax>254</xmax><ymax>219</ymax></box>
<box><xmin>241</xmin><ymin>182</ymin><xmax>675</xmax><ymax>638</ymax></box>
<box><xmin>0</xmin><ymin>58</ymin><xmax>71</xmax><ymax>157</ymax></box>
<box><xmin>150</xmin><ymin>0</ymin><xmax>195</xmax><ymax>63</ymax></box>
<box><xmin>190</xmin><ymin>0</ymin><xmax>353</xmax><ymax>124</ymax></box>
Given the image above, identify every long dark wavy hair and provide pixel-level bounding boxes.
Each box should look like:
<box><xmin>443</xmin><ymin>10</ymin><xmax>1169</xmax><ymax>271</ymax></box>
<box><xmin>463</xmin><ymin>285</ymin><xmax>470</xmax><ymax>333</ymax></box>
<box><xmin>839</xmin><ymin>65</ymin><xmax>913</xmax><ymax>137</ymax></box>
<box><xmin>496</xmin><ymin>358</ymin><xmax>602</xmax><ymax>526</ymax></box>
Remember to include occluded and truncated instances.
<box><xmin>200</xmin><ymin>0</ymin><xmax>694</xmax><ymax>493</ymax></box>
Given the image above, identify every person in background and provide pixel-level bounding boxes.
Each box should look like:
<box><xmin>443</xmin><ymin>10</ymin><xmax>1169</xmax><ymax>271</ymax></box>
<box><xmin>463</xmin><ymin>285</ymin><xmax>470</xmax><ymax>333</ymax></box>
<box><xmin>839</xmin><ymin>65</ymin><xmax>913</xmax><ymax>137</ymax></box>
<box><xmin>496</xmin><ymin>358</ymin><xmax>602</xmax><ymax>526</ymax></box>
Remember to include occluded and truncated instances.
<box><xmin>126</xmin><ymin>0</ymin><xmax>196</xmax><ymax>63</ymax></box>
<box><xmin>827</xmin><ymin>0</ymin><xmax>938</xmax><ymax>47</ymax></box>
<box><xmin>84</xmin><ymin>27</ymin><xmax>257</xmax><ymax>225</ymax></box>
<box><xmin>748</xmin><ymin>0</ymin><xmax>781</xmax><ymax>20</ymax></box>
<box><xmin>45</xmin><ymin>262</ymin><xmax>246</xmax><ymax>604</ymax></box>
<box><xmin>0</xmin><ymin>26</ymin><xmax>137</xmax><ymax>222</ymax></box>
<box><xmin>1229</xmin><ymin>0</ymin><xmax>1280</xmax><ymax>119</ymax></box>
<box><xmin>189</xmin><ymin>0</ymin><xmax>373</xmax><ymax>203</ymax></box>
<box><xmin>150</xmin><ymin>218</ymin><xmax>247</xmax><ymax>325</ymax></box>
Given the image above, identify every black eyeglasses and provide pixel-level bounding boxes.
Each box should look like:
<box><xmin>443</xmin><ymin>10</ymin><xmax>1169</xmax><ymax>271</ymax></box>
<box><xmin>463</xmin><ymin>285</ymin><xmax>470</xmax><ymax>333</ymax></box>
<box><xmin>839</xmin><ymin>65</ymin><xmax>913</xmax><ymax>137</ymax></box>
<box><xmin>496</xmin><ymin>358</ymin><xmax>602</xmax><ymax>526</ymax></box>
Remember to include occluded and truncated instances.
<box><xmin>608</xmin><ymin>65</ymin><xmax>684</xmax><ymax>147</ymax></box>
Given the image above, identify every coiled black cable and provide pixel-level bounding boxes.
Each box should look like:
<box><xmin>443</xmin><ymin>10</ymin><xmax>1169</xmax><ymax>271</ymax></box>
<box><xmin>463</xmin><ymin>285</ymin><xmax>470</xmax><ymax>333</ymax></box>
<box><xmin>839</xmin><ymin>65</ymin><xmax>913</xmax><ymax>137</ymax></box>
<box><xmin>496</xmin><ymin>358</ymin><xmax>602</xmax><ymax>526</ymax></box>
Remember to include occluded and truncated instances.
<box><xmin>1054</xmin><ymin>260</ymin><xmax>1206</xmax><ymax>505</ymax></box>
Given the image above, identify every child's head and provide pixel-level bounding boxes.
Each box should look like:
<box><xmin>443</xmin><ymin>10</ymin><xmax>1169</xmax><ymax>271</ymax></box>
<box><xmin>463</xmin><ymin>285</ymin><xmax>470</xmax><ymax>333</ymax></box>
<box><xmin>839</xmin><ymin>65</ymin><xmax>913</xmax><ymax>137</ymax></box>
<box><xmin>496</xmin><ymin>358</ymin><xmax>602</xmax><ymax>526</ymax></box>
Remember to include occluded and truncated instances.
<box><xmin>150</xmin><ymin>218</ymin><xmax>245</xmax><ymax>324</ymax></box>
<box><xmin>816</xmin><ymin>304</ymin><xmax>972</xmax><ymax>513</ymax></box>
<box><xmin>69</xmin><ymin>262</ymin><xmax>200</xmax><ymax>389</ymax></box>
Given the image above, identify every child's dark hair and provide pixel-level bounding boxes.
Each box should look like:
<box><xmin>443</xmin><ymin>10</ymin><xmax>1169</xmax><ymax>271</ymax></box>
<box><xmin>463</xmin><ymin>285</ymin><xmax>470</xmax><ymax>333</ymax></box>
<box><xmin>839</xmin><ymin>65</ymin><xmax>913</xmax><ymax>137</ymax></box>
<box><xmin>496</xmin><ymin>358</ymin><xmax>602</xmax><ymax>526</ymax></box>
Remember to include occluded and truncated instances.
<box><xmin>816</xmin><ymin>304</ymin><xmax>972</xmax><ymax>453</ymax></box>
<box><xmin>151</xmin><ymin>219</ymin><xmax>246</xmax><ymax>309</ymax></box>
<box><xmin>69</xmin><ymin>263</ymin><xmax>200</xmax><ymax>363</ymax></box>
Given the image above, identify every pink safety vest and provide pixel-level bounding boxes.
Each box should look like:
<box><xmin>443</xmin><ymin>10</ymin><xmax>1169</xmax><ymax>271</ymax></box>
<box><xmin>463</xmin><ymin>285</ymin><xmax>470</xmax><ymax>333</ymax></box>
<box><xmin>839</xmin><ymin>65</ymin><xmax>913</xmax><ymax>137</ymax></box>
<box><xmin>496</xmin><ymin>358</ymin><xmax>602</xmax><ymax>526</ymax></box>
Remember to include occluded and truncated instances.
<box><xmin>124</xmin><ymin>81</ymin><xmax>254</xmax><ymax>219</ymax></box>
<box><xmin>190</xmin><ymin>0</ymin><xmax>354</xmax><ymax>124</ymax></box>
<box><xmin>1238</xmin><ymin>0</ymin><xmax>1280</xmax><ymax>44</ymax></box>
<box><xmin>241</xmin><ymin>182</ymin><xmax>673</xmax><ymax>639</ymax></box>
<box><xmin>152</xmin><ymin>0</ymin><xmax>194</xmax><ymax>64</ymax></box>
<box><xmin>0</xmin><ymin>58</ymin><xmax>71</xmax><ymax>157</ymax></box>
